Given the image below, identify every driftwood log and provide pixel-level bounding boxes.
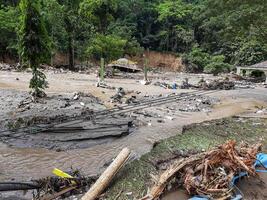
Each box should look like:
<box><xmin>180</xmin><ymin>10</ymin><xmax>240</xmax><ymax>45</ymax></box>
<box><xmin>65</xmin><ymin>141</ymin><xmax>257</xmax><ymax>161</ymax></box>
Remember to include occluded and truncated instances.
<box><xmin>81</xmin><ymin>148</ymin><xmax>131</xmax><ymax>200</ymax></box>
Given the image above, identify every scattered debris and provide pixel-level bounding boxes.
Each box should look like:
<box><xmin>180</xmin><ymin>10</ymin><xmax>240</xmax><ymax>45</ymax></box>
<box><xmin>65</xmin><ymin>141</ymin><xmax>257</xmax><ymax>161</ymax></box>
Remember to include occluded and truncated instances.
<box><xmin>141</xmin><ymin>141</ymin><xmax>262</xmax><ymax>200</ymax></box>
<box><xmin>0</xmin><ymin>63</ymin><xmax>13</xmax><ymax>71</ymax></box>
<box><xmin>153</xmin><ymin>82</ymin><xmax>174</xmax><ymax>89</ymax></box>
<box><xmin>111</xmin><ymin>87</ymin><xmax>126</xmax><ymax>103</ymax></box>
<box><xmin>73</xmin><ymin>92</ymin><xmax>80</xmax><ymax>100</ymax></box>
<box><xmin>96</xmin><ymin>81</ymin><xmax>115</xmax><ymax>90</ymax></box>
<box><xmin>180</xmin><ymin>78</ymin><xmax>195</xmax><ymax>89</ymax></box>
<box><xmin>165</xmin><ymin>116</ymin><xmax>174</xmax><ymax>121</ymax></box>
<box><xmin>124</xmin><ymin>95</ymin><xmax>138</xmax><ymax>104</ymax></box>
<box><xmin>0</xmin><ymin>169</ymin><xmax>97</xmax><ymax>200</ymax></box>
<box><xmin>198</xmin><ymin>79</ymin><xmax>235</xmax><ymax>90</ymax></box>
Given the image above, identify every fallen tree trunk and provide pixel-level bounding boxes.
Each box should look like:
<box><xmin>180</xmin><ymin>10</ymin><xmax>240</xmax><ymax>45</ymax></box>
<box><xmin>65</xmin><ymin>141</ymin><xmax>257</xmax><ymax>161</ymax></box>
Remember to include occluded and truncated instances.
<box><xmin>81</xmin><ymin>148</ymin><xmax>131</xmax><ymax>200</ymax></box>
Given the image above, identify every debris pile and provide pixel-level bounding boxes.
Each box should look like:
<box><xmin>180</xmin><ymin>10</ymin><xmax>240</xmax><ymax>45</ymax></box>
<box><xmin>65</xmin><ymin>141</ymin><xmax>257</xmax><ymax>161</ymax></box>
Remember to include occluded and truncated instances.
<box><xmin>198</xmin><ymin>79</ymin><xmax>235</xmax><ymax>90</ymax></box>
<box><xmin>0</xmin><ymin>63</ymin><xmax>12</xmax><ymax>71</ymax></box>
<box><xmin>153</xmin><ymin>82</ymin><xmax>177</xmax><ymax>89</ymax></box>
<box><xmin>111</xmin><ymin>87</ymin><xmax>126</xmax><ymax>103</ymax></box>
<box><xmin>234</xmin><ymin>81</ymin><xmax>256</xmax><ymax>89</ymax></box>
<box><xmin>96</xmin><ymin>81</ymin><xmax>115</xmax><ymax>90</ymax></box>
<box><xmin>34</xmin><ymin>170</ymin><xmax>96</xmax><ymax>200</ymax></box>
<box><xmin>153</xmin><ymin>78</ymin><xmax>235</xmax><ymax>90</ymax></box>
<box><xmin>180</xmin><ymin>78</ymin><xmax>195</xmax><ymax>89</ymax></box>
<box><xmin>141</xmin><ymin>141</ymin><xmax>262</xmax><ymax>200</ymax></box>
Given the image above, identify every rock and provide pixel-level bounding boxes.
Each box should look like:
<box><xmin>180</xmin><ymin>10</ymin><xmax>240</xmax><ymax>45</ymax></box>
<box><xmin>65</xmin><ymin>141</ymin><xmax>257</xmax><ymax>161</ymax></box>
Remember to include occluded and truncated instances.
<box><xmin>140</xmin><ymin>80</ymin><xmax>151</xmax><ymax>85</ymax></box>
<box><xmin>153</xmin><ymin>81</ymin><xmax>172</xmax><ymax>89</ymax></box>
<box><xmin>73</xmin><ymin>93</ymin><xmax>80</xmax><ymax>100</ymax></box>
<box><xmin>256</xmin><ymin>110</ymin><xmax>264</xmax><ymax>114</ymax></box>
<box><xmin>80</xmin><ymin>102</ymin><xmax>85</xmax><ymax>106</ymax></box>
<box><xmin>61</xmin><ymin>101</ymin><xmax>71</xmax><ymax>108</ymax></box>
<box><xmin>165</xmin><ymin>116</ymin><xmax>174</xmax><ymax>120</ymax></box>
<box><xmin>125</xmin><ymin>96</ymin><xmax>137</xmax><ymax>104</ymax></box>
<box><xmin>157</xmin><ymin>119</ymin><xmax>165</xmax><ymax>123</ymax></box>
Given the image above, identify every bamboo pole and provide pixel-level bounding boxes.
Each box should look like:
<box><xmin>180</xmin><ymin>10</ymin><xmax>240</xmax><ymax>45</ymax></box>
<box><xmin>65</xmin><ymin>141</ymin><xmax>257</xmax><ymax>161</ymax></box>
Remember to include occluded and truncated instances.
<box><xmin>81</xmin><ymin>148</ymin><xmax>131</xmax><ymax>200</ymax></box>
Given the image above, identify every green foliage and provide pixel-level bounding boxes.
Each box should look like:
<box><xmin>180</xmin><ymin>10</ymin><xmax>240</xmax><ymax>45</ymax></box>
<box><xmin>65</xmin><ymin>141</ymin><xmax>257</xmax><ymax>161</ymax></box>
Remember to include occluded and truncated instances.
<box><xmin>124</xmin><ymin>39</ymin><xmax>143</xmax><ymax>56</ymax></box>
<box><xmin>86</xmin><ymin>34</ymin><xmax>127</xmax><ymax>62</ymax></box>
<box><xmin>0</xmin><ymin>5</ymin><xmax>18</xmax><ymax>57</ymax></box>
<box><xmin>1</xmin><ymin>0</ymin><xmax>267</xmax><ymax>73</ymax></box>
<box><xmin>182</xmin><ymin>46</ymin><xmax>210</xmax><ymax>72</ymax></box>
<box><xmin>80</xmin><ymin>0</ymin><xmax>118</xmax><ymax>33</ymax></box>
<box><xmin>204</xmin><ymin>55</ymin><xmax>232</xmax><ymax>75</ymax></box>
<box><xmin>41</xmin><ymin>0</ymin><xmax>67</xmax><ymax>53</ymax></box>
<box><xmin>29</xmin><ymin>69</ymin><xmax>48</xmax><ymax>97</ymax></box>
<box><xmin>196</xmin><ymin>0</ymin><xmax>267</xmax><ymax>65</ymax></box>
<box><xmin>19</xmin><ymin>0</ymin><xmax>50</xmax><ymax>97</ymax></box>
<box><xmin>156</xmin><ymin>0</ymin><xmax>194</xmax><ymax>52</ymax></box>
<box><xmin>183</xmin><ymin>46</ymin><xmax>232</xmax><ymax>74</ymax></box>
<box><xmin>157</xmin><ymin>0</ymin><xmax>192</xmax><ymax>22</ymax></box>
<box><xmin>233</xmin><ymin>40</ymin><xmax>267</xmax><ymax>66</ymax></box>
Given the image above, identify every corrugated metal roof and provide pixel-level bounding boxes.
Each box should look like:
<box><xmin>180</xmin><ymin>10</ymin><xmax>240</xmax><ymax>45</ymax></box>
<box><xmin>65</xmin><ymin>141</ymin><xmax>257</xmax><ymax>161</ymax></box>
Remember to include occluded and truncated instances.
<box><xmin>250</xmin><ymin>61</ymin><xmax>267</xmax><ymax>68</ymax></box>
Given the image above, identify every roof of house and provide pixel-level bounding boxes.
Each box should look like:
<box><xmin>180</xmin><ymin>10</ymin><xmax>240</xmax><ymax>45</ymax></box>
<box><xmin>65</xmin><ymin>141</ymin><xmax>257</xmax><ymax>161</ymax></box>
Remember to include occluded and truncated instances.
<box><xmin>250</xmin><ymin>60</ymin><xmax>267</xmax><ymax>69</ymax></box>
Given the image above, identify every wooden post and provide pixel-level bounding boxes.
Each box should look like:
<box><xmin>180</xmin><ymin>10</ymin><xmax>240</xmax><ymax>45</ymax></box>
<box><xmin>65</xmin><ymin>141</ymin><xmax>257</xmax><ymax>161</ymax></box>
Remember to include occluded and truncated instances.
<box><xmin>81</xmin><ymin>148</ymin><xmax>131</xmax><ymax>200</ymax></box>
<box><xmin>100</xmin><ymin>58</ymin><xmax>105</xmax><ymax>82</ymax></box>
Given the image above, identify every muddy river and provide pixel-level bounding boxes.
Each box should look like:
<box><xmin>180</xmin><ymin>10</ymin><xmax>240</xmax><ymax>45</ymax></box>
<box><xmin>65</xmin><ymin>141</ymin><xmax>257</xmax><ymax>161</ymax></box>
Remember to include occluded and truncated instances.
<box><xmin>0</xmin><ymin>97</ymin><xmax>265</xmax><ymax>182</ymax></box>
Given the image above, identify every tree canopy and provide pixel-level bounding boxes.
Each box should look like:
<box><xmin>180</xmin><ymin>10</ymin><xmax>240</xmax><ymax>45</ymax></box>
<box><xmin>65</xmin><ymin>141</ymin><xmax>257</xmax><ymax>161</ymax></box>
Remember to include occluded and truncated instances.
<box><xmin>19</xmin><ymin>0</ymin><xmax>50</xmax><ymax>97</ymax></box>
<box><xmin>0</xmin><ymin>0</ymin><xmax>266</xmax><ymax>72</ymax></box>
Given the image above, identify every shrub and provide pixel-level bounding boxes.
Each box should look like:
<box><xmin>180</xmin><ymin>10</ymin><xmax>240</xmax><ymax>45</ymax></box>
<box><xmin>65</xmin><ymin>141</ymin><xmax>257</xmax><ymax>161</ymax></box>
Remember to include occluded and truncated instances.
<box><xmin>182</xmin><ymin>46</ymin><xmax>210</xmax><ymax>72</ymax></box>
<box><xmin>204</xmin><ymin>55</ymin><xmax>232</xmax><ymax>75</ymax></box>
<box><xmin>86</xmin><ymin>34</ymin><xmax>127</xmax><ymax>62</ymax></box>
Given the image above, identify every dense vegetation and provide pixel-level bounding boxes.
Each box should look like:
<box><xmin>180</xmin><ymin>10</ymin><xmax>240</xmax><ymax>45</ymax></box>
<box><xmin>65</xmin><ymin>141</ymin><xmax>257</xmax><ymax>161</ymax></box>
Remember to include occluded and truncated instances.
<box><xmin>0</xmin><ymin>0</ymin><xmax>267</xmax><ymax>74</ymax></box>
<box><xmin>19</xmin><ymin>0</ymin><xmax>50</xmax><ymax>97</ymax></box>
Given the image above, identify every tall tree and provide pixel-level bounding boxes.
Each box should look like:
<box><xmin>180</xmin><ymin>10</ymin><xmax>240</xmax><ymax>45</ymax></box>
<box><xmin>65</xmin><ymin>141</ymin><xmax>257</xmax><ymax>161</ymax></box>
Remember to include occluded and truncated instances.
<box><xmin>0</xmin><ymin>5</ymin><xmax>18</xmax><ymax>61</ymax></box>
<box><xmin>80</xmin><ymin>0</ymin><xmax>118</xmax><ymax>34</ymax></box>
<box><xmin>196</xmin><ymin>0</ymin><xmax>267</xmax><ymax>65</ymax></box>
<box><xmin>57</xmin><ymin>0</ymin><xmax>80</xmax><ymax>70</ymax></box>
<box><xmin>19</xmin><ymin>0</ymin><xmax>50</xmax><ymax>97</ymax></box>
<box><xmin>41</xmin><ymin>0</ymin><xmax>66</xmax><ymax>66</ymax></box>
<box><xmin>156</xmin><ymin>0</ymin><xmax>194</xmax><ymax>52</ymax></box>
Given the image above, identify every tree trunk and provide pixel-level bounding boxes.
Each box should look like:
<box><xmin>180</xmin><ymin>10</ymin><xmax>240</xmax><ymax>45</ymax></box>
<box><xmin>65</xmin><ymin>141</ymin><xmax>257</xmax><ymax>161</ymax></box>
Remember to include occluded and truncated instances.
<box><xmin>81</xmin><ymin>148</ymin><xmax>131</xmax><ymax>200</ymax></box>
<box><xmin>68</xmin><ymin>33</ymin><xmax>75</xmax><ymax>70</ymax></box>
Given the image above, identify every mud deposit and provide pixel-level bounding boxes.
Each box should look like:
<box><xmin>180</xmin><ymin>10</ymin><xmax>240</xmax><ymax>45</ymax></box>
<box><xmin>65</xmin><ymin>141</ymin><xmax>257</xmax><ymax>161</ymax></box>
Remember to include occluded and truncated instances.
<box><xmin>0</xmin><ymin>89</ymin><xmax>217</xmax><ymax>150</ymax></box>
<box><xmin>0</xmin><ymin>70</ymin><xmax>267</xmax><ymax>200</ymax></box>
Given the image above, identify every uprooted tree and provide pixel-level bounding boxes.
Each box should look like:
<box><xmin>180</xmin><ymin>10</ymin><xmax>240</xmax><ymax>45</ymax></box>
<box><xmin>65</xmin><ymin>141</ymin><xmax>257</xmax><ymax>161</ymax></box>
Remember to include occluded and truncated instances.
<box><xmin>19</xmin><ymin>0</ymin><xmax>50</xmax><ymax>98</ymax></box>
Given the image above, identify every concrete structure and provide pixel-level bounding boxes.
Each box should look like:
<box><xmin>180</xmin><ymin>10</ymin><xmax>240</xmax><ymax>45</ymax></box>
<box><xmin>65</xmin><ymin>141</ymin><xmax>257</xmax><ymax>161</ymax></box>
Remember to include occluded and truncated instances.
<box><xmin>236</xmin><ymin>61</ymin><xmax>267</xmax><ymax>83</ymax></box>
<box><xmin>108</xmin><ymin>58</ymin><xmax>141</xmax><ymax>72</ymax></box>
